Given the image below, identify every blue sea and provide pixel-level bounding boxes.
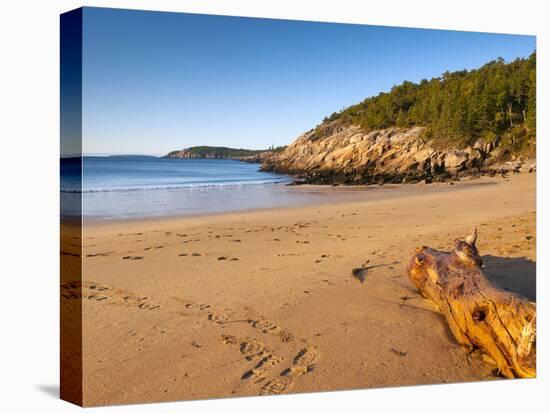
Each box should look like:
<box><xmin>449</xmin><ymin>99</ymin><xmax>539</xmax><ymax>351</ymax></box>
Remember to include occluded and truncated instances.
<box><xmin>60</xmin><ymin>156</ymin><xmax>340</xmax><ymax>221</ymax></box>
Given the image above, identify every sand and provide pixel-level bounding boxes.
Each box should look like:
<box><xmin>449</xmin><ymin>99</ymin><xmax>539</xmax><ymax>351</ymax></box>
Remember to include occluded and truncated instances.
<box><xmin>60</xmin><ymin>173</ymin><xmax>536</xmax><ymax>406</ymax></box>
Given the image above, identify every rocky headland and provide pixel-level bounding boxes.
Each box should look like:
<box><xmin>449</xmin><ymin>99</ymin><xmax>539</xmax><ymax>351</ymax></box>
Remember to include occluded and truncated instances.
<box><xmin>163</xmin><ymin>146</ymin><xmax>284</xmax><ymax>165</ymax></box>
<box><xmin>260</xmin><ymin>122</ymin><xmax>535</xmax><ymax>185</ymax></box>
<box><xmin>164</xmin><ymin>146</ymin><xmax>270</xmax><ymax>160</ymax></box>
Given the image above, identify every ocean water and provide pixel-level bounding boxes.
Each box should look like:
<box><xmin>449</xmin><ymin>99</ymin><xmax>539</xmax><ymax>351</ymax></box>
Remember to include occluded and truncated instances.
<box><xmin>60</xmin><ymin>156</ymin><xmax>328</xmax><ymax>221</ymax></box>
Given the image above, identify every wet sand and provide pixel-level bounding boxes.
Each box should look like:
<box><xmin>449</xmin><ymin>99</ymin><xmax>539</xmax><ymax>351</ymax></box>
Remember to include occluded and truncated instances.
<box><xmin>61</xmin><ymin>173</ymin><xmax>536</xmax><ymax>406</ymax></box>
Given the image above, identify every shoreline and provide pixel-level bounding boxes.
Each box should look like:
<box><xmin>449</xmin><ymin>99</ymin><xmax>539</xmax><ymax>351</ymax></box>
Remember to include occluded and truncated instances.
<box><xmin>76</xmin><ymin>174</ymin><xmax>506</xmax><ymax>227</ymax></box>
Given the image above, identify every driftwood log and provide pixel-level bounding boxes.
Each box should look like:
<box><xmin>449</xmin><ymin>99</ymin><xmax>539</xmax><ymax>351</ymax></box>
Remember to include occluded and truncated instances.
<box><xmin>407</xmin><ymin>229</ymin><xmax>536</xmax><ymax>378</ymax></box>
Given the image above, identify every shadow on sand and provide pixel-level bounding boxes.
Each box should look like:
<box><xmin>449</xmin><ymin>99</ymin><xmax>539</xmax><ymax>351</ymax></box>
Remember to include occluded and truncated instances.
<box><xmin>482</xmin><ymin>255</ymin><xmax>536</xmax><ymax>301</ymax></box>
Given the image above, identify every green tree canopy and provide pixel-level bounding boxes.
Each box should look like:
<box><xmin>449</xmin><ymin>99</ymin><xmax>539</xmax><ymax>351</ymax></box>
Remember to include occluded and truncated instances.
<box><xmin>319</xmin><ymin>52</ymin><xmax>536</xmax><ymax>154</ymax></box>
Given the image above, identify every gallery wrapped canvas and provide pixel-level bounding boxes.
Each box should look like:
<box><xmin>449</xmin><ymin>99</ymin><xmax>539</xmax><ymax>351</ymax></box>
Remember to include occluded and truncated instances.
<box><xmin>60</xmin><ymin>7</ymin><xmax>536</xmax><ymax>407</ymax></box>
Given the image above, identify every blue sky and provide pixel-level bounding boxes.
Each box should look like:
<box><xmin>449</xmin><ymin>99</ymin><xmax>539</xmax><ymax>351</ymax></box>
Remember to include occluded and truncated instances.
<box><xmin>81</xmin><ymin>7</ymin><xmax>535</xmax><ymax>155</ymax></box>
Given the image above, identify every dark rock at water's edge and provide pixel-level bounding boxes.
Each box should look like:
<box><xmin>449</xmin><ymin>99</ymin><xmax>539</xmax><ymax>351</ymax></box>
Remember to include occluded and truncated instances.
<box><xmin>261</xmin><ymin>124</ymin><xmax>535</xmax><ymax>186</ymax></box>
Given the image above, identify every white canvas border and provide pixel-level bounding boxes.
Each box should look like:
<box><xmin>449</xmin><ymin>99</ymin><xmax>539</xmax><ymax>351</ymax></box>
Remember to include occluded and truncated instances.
<box><xmin>0</xmin><ymin>1</ymin><xmax>547</xmax><ymax>413</ymax></box>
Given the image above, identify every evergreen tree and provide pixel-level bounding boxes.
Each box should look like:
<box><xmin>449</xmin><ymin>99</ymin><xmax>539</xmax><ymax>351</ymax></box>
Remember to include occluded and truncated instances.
<box><xmin>318</xmin><ymin>52</ymin><xmax>536</xmax><ymax>155</ymax></box>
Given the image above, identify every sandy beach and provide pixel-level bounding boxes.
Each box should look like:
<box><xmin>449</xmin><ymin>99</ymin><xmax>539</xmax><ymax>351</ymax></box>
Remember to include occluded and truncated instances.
<box><xmin>61</xmin><ymin>173</ymin><xmax>536</xmax><ymax>406</ymax></box>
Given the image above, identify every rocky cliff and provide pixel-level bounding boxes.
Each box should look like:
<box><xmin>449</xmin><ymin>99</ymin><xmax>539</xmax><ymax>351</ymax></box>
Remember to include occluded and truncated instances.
<box><xmin>261</xmin><ymin>122</ymin><xmax>535</xmax><ymax>185</ymax></box>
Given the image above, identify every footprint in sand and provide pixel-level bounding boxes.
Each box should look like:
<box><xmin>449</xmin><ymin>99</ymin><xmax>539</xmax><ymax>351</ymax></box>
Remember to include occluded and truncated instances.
<box><xmin>181</xmin><ymin>300</ymin><xmax>211</xmax><ymax>311</ymax></box>
<box><xmin>220</xmin><ymin>333</ymin><xmax>285</xmax><ymax>383</ymax></box>
<box><xmin>208</xmin><ymin>312</ymin><xmax>230</xmax><ymax>324</ymax></box>
<box><xmin>242</xmin><ymin>354</ymin><xmax>284</xmax><ymax>382</ymax></box>
<box><xmin>61</xmin><ymin>281</ymin><xmax>160</xmax><ymax>310</ymax></box>
<box><xmin>61</xmin><ymin>289</ymin><xmax>109</xmax><ymax>301</ymax></box>
<box><xmin>249</xmin><ymin>319</ymin><xmax>294</xmax><ymax>343</ymax></box>
<box><xmin>259</xmin><ymin>376</ymin><xmax>294</xmax><ymax>395</ymax></box>
<box><xmin>122</xmin><ymin>255</ymin><xmax>143</xmax><ymax>260</ymax></box>
<box><xmin>217</xmin><ymin>256</ymin><xmax>240</xmax><ymax>261</ymax></box>
<box><xmin>260</xmin><ymin>346</ymin><xmax>320</xmax><ymax>395</ymax></box>
<box><xmin>281</xmin><ymin>346</ymin><xmax>319</xmax><ymax>377</ymax></box>
<box><xmin>220</xmin><ymin>334</ymin><xmax>239</xmax><ymax>345</ymax></box>
<box><xmin>61</xmin><ymin>281</ymin><xmax>110</xmax><ymax>301</ymax></box>
<box><xmin>136</xmin><ymin>302</ymin><xmax>161</xmax><ymax>310</ymax></box>
<box><xmin>277</xmin><ymin>331</ymin><xmax>295</xmax><ymax>343</ymax></box>
<box><xmin>250</xmin><ymin>318</ymin><xmax>278</xmax><ymax>332</ymax></box>
<box><xmin>86</xmin><ymin>252</ymin><xmax>112</xmax><ymax>258</ymax></box>
<box><xmin>239</xmin><ymin>338</ymin><xmax>267</xmax><ymax>361</ymax></box>
<box><xmin>219</xmin><ymin>323</ymin><xmax>309</xmax><ymax>395</ymax></box>
<box><xmin>291</xmin><ymin>346</ymin><xmax>319</xmax><ymax>370</ymax></box>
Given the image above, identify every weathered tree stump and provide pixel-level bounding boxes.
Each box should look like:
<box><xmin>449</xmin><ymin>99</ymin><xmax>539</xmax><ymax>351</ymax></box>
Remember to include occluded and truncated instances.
<box><xmin>407</xmin><ymin>229</ymin><xmax>536</xmax><ymax>378</ymax></box>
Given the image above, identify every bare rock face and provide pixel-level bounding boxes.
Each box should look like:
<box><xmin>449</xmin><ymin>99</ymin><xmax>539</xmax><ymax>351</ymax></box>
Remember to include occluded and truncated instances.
<box><xmin>261</xmin><ymin>122</ymin><xmax>533</xmax><ymax>184</ymax></box>
<box><xmin>238</xmin><ymin>151</ymin><xmax>279</xmax><ymax>164</ymax></box>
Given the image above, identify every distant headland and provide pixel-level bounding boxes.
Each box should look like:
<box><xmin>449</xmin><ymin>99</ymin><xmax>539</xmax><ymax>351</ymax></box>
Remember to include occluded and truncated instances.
<box><xmin>163</xmin><ymin>146</ymin><xmax>285</xmax><ymax>163</ymax></box>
